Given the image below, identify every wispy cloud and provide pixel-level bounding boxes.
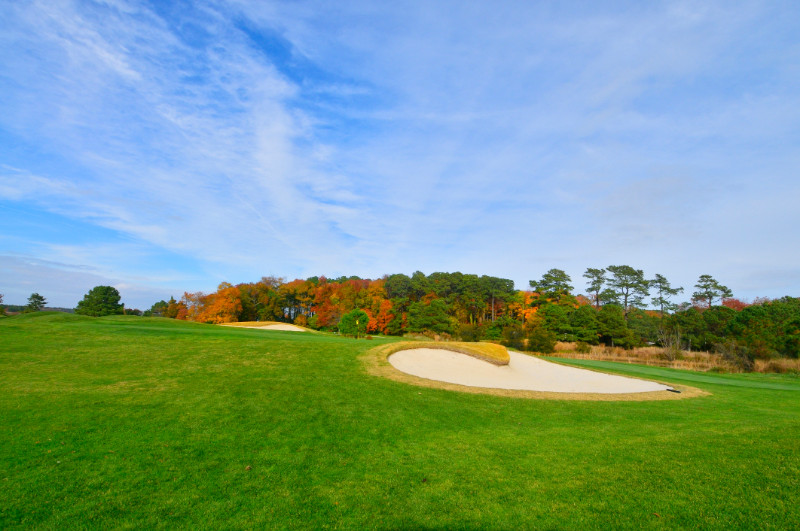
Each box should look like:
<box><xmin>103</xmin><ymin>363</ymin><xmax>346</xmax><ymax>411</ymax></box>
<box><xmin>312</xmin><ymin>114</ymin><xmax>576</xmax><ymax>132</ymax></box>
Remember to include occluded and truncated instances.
<box><xmin>1</xmin><ymin>0</ymin><xmax>799</xmax><ymax>307</ymax></box>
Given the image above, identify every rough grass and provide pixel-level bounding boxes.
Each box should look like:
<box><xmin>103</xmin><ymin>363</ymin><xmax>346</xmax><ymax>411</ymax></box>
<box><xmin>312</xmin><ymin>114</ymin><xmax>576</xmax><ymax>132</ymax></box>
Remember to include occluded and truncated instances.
<box><xmin>755</xmin><ymin>358</ymin><xmax>800</xmax><ymax>374</ymax></box>
<box><xmin>552</xmin><ymin>342</ymin><xmax>744</xmax><ymax>372</ymax></box>
<box><xmin>2</xmin><ymin>313</ymin><xmax>800</xmax><ymax>529</ymax></box>
<box><xmin>560</xmin><ymin>342</ymin><xmax>800</xmax><ymax>374</ymax></box>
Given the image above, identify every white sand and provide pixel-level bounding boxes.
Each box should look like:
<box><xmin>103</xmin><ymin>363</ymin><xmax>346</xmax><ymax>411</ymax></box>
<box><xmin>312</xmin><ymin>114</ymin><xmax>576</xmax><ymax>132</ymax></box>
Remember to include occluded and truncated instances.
<box><xmin>239</xmin><ymin>324</ymin><xmax>307</xmax><ymax>332</ymax></box>
<box><xmin>388</xmin><ymin>349</ymin><xmax>672</xmax><ymax>394</ymax></box>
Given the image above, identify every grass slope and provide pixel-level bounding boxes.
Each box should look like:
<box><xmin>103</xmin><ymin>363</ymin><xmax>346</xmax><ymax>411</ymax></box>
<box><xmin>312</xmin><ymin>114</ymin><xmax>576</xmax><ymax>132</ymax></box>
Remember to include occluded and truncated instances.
<box><xmin>378</xmin><ymin>340</ymin><xmax>510</xmax><ymax>365</ymax></box>
<box><xmin>2</xmin><ymin>313</ymin><xmax>799</xmax><ymax>529</ymax></box>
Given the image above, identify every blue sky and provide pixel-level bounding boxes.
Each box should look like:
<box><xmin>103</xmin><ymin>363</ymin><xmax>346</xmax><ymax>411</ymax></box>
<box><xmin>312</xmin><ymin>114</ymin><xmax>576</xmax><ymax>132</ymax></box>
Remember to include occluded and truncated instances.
<box><xmin>1</xmin><ymin>0</ymin><xmax>799</xmax><ymax>309</ymax></box>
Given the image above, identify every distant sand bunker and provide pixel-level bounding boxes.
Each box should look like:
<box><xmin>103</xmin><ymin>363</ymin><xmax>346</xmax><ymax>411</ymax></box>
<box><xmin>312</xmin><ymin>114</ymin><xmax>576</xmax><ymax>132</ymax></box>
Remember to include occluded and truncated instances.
<box><xmin>223</xmin><ymin>323</ymin><xmax>307</xmax><ymax>332</ymax></box>
<box><xmin>389</xmin><ymin>349</ymin><xmax>673</xmax><ymax>394</ymax></box>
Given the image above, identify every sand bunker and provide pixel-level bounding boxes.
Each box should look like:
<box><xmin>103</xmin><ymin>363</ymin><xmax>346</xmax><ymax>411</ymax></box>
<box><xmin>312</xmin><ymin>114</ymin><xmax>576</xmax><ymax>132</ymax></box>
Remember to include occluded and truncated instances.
<box><xmin>234</xmin><ymin>324</ymin><xmax>307</xmax><ymax>332</ymax></box>
<box><xmin>389</xmin><ymin>348</ymin><xmax>673</xmax><ymax>394</ymax></box>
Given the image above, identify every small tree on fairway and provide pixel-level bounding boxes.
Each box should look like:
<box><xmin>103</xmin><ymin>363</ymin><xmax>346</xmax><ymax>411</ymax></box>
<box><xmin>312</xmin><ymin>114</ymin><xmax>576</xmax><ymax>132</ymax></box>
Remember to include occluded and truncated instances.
<box><xmin>75</xmin><ymin>286</ymin><xmax>124</xmax><ymax>317</ymax></box>
<box><xmin>26</xmin><ymin>293</ymin><xmax>46</xmax><ymax>312</ymax></box>
<box><xmin>338</xmin><ymin>308</ymin><xmax>369</xmax><ymax>338</ymax></box>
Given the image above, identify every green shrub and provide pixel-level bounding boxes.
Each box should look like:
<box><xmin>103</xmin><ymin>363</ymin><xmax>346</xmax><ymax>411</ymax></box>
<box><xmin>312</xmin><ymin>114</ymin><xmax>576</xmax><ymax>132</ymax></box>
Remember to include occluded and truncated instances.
<box><xmin>459</xmin><ymin>323</ymin><xmax>483</xmax><ymax>342</ymax></box>
<box><xmin>500</xmin><ymin>325</ymin><xmax>524</xmax><ymax>351</ymax></box>
<box><xmin>525</xmin><ymin>325</ymin><xmax>557</xmax><ymax>354</ymax></box>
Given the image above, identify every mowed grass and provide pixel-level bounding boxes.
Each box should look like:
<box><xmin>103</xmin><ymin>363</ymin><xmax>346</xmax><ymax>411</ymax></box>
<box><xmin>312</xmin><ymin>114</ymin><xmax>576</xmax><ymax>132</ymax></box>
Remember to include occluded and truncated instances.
<box><xmin>1</xmin><ymin>313</ymin><xmax>799</xmax><ymax>529</ymax></box>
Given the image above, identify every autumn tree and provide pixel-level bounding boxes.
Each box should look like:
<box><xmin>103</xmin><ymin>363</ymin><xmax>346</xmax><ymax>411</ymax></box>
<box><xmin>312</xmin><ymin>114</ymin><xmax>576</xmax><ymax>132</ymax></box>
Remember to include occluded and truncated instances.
<box><xmin>583</xmin><ymin>268</ymin><xmax>606</xmax><ymax>309</ymax></box>
<box><xmin>164</xmin><ymin>296</ymin><xmax>185</xmax><ymax>318</ymax></box>
<box><xmin>26</xmin><ymin>293</ymin><xmax>47</xmax><ymax>312</ymax></box>
<box><xmin>722</xmin><ymin>298</ymin><xmax>750</xmax><ymax>311</ymax></box>
<box><xmin>75</xmin><ymin>286</ymin><xmax>123</xmax><ymax>316</ymax></box>
<box><xmin>371</xmin><ymin>299</ymin><xmax>395</xmax><ymax>334</ymax></box>
<box><xmin>196</xmin><ymin>282</ymin><xmax>243</xmax><ymax>323</ymax></box>
<box><xmin>312</xmin><ymin>281</ymin><xmax>342</xmax><ymax>328</ymax></box>
<box><xmin>606</xmin><ymin>265</ymin><xmax>650</xmax><ymax>317</ymax></box>
<box><xmin>281</xmin><ymin>279</ymin><xmax>314</xmax><ymax>322</ymax></box>
<box><xmin>252</xmin><ymin>276</ymin><xmax>285</xmax><ymax>322</ymax></box>
<box><xmin>692</xmin><ymin>274</ymin><xmax>732</xmax><ymax>309</ymax></box>
<box><xmin>650</xmin><ymin>274</ymin><xmax>683</xmax><ymax>315</ymax></box>
<box><xmin>180</xmin><ymin>291</ymin><xmax>206</xmax><ymax>321</ymax></box>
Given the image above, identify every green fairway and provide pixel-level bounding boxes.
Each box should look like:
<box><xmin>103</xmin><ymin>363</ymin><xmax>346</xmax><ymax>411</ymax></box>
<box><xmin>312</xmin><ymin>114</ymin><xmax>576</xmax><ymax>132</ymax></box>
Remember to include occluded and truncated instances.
<box><xmin>2</xmin><ymin>313</ymin><xmax>799</xmax><ymax>529</ymax></box>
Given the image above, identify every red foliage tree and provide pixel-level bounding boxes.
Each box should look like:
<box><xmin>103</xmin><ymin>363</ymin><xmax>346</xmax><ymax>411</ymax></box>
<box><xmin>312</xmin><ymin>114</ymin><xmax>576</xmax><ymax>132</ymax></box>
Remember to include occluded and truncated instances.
<box><xmin>722</xmin><ymin>298</ymin><xmax>750</xmax><ymax>311</ymax></box>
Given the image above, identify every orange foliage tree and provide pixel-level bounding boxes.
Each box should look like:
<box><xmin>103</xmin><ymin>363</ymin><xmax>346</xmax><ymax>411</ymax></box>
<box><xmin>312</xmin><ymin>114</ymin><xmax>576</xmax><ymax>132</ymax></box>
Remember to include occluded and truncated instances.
<box><xmin>194</xmin><ymin>283</ymin><xmax>243</xmax><ymax>324</ymax></box>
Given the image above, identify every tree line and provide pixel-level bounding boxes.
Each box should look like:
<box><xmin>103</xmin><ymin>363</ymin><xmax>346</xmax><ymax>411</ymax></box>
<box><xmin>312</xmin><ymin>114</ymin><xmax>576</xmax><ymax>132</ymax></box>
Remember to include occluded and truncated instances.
<box><xmin>4</xmin><ymin>267</ymin><xmax>796</xmax><ymax>363</ymax></box>
<box><xmin>138</xmin><ymin>268</ymin><xmax>799</xmax><ymax>361</ymax></box>
<box><xmin>0</xmin><ymin>287</ymin><xmax>126</xmax><ymax>317</ymax></box>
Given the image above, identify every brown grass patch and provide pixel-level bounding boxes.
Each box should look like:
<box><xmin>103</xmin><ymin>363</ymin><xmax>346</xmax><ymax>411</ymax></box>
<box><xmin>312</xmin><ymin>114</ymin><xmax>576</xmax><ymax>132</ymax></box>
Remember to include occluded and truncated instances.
<box><xmin>361</xmin><ymin>342</ymin><xmax>707</xmax><ymax>401</ymax></box>
<box><xmin>755</xmin><ymin>358</ymin><xmax>800</xmax><ymax>374</ymax></box>
<box><xmin>549</xmin><ymin>343</ymin><xmax>741</xmax><ymax>372</ymax></box>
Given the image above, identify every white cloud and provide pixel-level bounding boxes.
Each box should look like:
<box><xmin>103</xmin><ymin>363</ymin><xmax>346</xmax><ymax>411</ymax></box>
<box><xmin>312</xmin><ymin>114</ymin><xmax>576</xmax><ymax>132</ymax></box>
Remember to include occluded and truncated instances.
<box><xmin>1</xmin><ymin>0</ymin><xmax>798</xmax><ymax>302</ymax></box>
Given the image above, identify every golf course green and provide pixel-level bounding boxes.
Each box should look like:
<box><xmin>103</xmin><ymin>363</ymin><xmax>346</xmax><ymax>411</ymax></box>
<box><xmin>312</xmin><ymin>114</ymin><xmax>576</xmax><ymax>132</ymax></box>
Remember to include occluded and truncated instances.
<box><xmin>1</xmin><ymin>313</ymin><xmax>798</xmax><ymax>528</ymax></box>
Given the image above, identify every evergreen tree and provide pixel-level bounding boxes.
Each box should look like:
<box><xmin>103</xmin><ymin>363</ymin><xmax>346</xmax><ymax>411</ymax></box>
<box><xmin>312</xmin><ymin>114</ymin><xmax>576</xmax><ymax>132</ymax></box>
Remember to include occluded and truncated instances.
<box><xmin>569</xmin><ymin>305</ymin><xmax>600</xmax><ymax>344</ymax></box>
<box><xmin>538</xmin><ymin>302</ymin><xmax>573</xmax><ymax>341</ymax></box>
<box><xmin>529</xmin><ymin>269</ymin><xmax>574</xmax><ymax>303</ymax></box>
<box><xmin>606</xmin><ymin>265</ymin><xmax>650</xmax><ymax>317</ymax></box>
<box><xmin>75</xmin><ymin>286</ymin><xmax>124</xmax><ymax>317</ymax></box>
<box><xmin>148</xmin><ymin>300</ymin><xmax>168</xmax><ymax>317</ymax></box>
<box><xmin>338</xmin><ymin>308</ymin><xmax>369</xmax><ymax>338</ymax></box>
<box><xmin>650</xmin><ymin>274</ymin><xmax>683</xmax><ymax>315</ymax></box>
<box><xmin>597</xmin><ymin>304</ymin><xmax>637</xmax><ymax>348</ymax></box>
<box><xmin>583</xmin><ymin>268</ymin><xmax>606</xmax><ymax>309</ymax></box>
<box><xmin>408</xmin><ymin>299</ymin><xmax>455</xmax><ymax>335</ymax></box>
<box><xmin>692</xmin><ymin>275</ymin><xmax>732</xmax><ymax>309</ymax></box>
<box><xmin>26</xmin><ymin>293</ymin><xmax>46</xmax><ymax>312</ymax></box>
<box><xmin>525</xmin><ymin>323</ymin><xmax>557</xmax><ymax>353</ymax></box>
